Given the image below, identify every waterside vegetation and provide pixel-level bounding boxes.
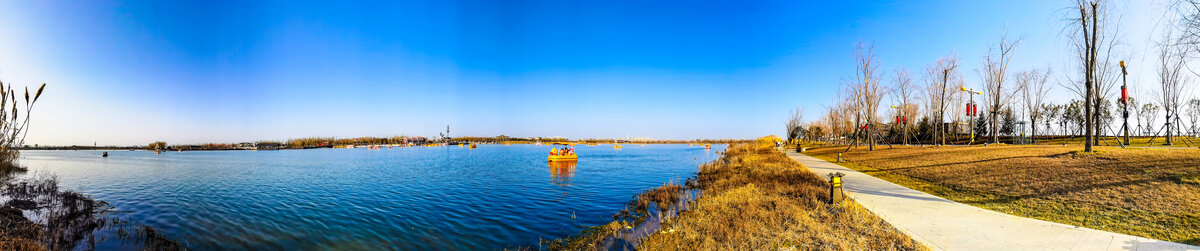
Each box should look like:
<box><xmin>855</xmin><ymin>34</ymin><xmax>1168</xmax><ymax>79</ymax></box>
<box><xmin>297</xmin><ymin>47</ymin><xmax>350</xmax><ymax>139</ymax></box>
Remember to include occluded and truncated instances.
<box><xmin>546</xmin><ymin>136</ymin><xmax>922</xmax><ymax>250</ymax></box>
<box><xmin>0</xmin><ymin>81</ymin><xmax>181</xmax><ymax>250</ymax></box>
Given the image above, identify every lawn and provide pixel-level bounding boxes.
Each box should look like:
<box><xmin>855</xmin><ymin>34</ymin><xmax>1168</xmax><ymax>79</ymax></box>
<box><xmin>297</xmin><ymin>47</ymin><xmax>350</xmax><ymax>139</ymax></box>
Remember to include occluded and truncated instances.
<box><xmin>801</xmin><ymin>144</ymin><xmax>1200</xmax><ymax>245</ymax></box>
<box><xmin>546</xmin><ymin>137</ymin><xmax>923</xmax><ymax>250</ymax></box>
<box><xmin>1029</xmin><ymin>135</ymin><xmax>1200</xmax><ymax>147</ymax></box>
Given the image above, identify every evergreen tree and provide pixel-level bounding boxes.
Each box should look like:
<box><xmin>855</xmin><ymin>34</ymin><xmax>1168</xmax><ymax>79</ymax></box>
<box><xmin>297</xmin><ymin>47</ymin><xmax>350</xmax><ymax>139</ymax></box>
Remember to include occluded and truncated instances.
<box><xmin>917</xmin><ymin>116</ymin><xmax>933</xmax><ymax>142</ymax></box>
<box><xmin>1001</xmin><ymin>108</ymin><xmax>1016</xmax><ymax>136</ymax></box>
<box><xmin>974</xmin><ymin>113</ymin><xmax>989</xmax><ymax>138</ymax></box>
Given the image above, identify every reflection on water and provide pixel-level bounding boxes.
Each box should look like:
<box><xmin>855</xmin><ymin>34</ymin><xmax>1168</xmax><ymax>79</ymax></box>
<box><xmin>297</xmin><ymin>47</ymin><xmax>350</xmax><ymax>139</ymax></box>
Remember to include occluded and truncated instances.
<box><xmin>548</xmin><ymin>160</ymin><xmax>577</xmax><ymax>187</ymax></box>
<box><xmin>17</xmin><ymin>144</ymin><xmax>726</xmax><ymax>249</ymax></box>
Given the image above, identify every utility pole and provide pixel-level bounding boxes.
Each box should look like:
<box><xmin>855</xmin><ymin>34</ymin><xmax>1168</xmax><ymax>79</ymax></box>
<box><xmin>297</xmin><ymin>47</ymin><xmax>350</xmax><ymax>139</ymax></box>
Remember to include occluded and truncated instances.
<box><xmin>962</xmin><ymin>86</ymin><xmax>983</xmax><ymax>144</ymax></box>
<box><xmin>1120</xmin><ymin>61</ymin><xmax>1130</xmax><ymax>145</ymax></box>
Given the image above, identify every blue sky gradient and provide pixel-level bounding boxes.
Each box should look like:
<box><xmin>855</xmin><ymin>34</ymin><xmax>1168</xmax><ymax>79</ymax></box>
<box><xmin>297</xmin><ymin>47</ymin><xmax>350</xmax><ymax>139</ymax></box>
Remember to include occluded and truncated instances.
<box><xmin>0</xmin><ymin>0</ymin><xmax>1179</xmax><ymax>145</ymax></box>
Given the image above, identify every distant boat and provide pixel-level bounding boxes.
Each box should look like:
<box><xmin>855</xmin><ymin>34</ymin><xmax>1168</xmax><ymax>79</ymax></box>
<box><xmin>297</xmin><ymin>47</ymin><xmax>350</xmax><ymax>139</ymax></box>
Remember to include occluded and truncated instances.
<box><xmin>101</xmin><ymin>152</ymin><xmax>108</xmax><ymax>157</ymax></box>
<box><xmin>613</xmin><ymin>144</ymin><xmax>623</xmax><ymax>149</ymax></box>
<box><xmin>469</xmin><ymin>144</ymin><xmax>477</xmax><ymax>149</ymax></box>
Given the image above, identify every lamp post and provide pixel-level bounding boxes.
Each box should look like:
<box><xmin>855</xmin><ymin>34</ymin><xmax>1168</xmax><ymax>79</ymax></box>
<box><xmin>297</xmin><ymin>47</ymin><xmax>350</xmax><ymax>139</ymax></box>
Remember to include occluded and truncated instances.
<box><xmin>891</xmin><ymin>105</ymin><xmax>910</xmax><ymax>145</ymax></box>
<box><xmin>961</xmin><ymin>86</ymin><xmax>983</xmax><ymax>144</ymax></box>
<box><xmin>1120</xmin><ymin>60</ymin><xmax>1130</xmax><ymax>145</ymax></box>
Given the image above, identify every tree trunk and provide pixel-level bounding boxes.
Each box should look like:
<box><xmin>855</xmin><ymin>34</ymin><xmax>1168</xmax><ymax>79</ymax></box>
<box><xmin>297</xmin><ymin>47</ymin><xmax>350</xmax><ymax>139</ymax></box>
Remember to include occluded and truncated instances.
<box><xmin>1082</xmin><ymin>4</ymin><xmax>1097</xmax><ymax>152</ymax></box>
<box><xmin>1166</xmin><ymin>111</ymin><xmax>1174</xmax><ymax>145</ymax></box>
<box><xmin>992</xmin><ymin>105</ymin><xmax>1000</xmax><ymax>144</ymax></box>
<box><xmin>1030</xmin><ymin>116</ymin><xmax>1037</xmax><ymax>143</ymax></box>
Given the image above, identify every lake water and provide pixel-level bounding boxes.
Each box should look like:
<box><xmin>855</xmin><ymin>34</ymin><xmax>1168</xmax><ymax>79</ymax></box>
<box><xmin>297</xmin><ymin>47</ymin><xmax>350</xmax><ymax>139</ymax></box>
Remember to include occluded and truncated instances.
<box><xmin>17</xmin><ymin>144</ymin><xmax>724</xmax><ymax>250</ymax></box>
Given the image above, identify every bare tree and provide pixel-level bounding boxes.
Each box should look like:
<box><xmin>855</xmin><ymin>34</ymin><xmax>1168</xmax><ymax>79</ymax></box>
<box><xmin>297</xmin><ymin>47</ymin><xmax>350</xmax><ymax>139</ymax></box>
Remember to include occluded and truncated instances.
<box><xmin>924</xmin><ymin>53</ymin><xmax>962</xmax><ymax>146</ymax></box>
<box><xmin>1128</xmin><ymin>96</ymin><xmax>1142</xmax><ymax>135</ymax></box>
<box><xmin>1187</xmin><ymin>99</ymin><xmax>1200</xmax><ymax>135</ymax></box>
<box><xmin>979</xmin><ymin>35</ymin><xmax>1022</xmax><ymax>144</ymax></box>
<box><xmin>1043</xmin><ymin>103</ymin><xmax>1063</xmax><ymax>135</ymax></box>
<box><xmin>891</xmin><ymin>68</ymin><xmax>916</xmax><ymax>145</ymax></box>
<box><xmin>841</xmin><ymin>79</ymin><xmax>862</xmax><ymax>150</ymax></box>
<box><xmin>1174</xmin><ymin>0</ymin><xmax>1200</xmax><ymax>59</ymax></box>
<box><xmin>1064</xmin><ymin>0</ymin><xmax>1114</xmax><ymax>152</ymax></box>
<box><xmin>1157</xmin><ymin>33</ymin><xmax>1190</xmax><ymax>145</ymax></box>
<box><xmin>853</xmin><ymin>42</ymin><xmax>885</xmax><ymax>151</ymax></box>
<box><xmin>1018</xmin><ymin>68</ymin><xmax>1052</xmax><ymax>143</ymax></box>
<box><xmin>1141</xmin><ymin>102</ymin><xmax>1160</xmax><ymax>136</ymax></box>
<box><xmin>786</xmin><ymin>106</ymin><xmax>805</xmax><ymax>143</ymax></box>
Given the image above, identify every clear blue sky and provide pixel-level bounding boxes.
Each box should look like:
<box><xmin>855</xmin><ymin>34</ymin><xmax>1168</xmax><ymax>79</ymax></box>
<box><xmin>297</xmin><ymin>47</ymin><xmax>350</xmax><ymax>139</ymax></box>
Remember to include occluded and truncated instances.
<box><xmin>0</xmin><ymin>0</ymin><xmax>1178</xmax><ymax>145</ymax></box>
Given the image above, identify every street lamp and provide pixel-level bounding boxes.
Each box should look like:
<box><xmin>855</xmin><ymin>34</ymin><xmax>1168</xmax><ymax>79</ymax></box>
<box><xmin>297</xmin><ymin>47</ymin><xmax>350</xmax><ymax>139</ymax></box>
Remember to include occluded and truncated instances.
<box><xmin>891</xmin><ymin>105</ymin><xmax>910</xmax><ymax>145</ymax></box>
<box><xmin>961</xmin><ymin>86</ymin><xmax>983</xmax><ymax>144</ymax></box>
<box><xmin>1120</xmin><ymin>60</ymin><xmax>1130</xmax><ymax>145</ymax></box>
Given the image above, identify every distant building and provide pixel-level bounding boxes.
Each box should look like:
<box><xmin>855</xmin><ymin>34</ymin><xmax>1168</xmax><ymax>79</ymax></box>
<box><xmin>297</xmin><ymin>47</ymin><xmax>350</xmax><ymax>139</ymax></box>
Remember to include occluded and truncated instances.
<box><xmin>629</xmin><ymin>137</ymin><xmax>654</xmax><ymax>142</ymax></box>
<box><xmin>254</xmin><ymin>142</ymin><xmax>282</xmax><ymax>150</ymax></box>
<box><xmin>403</xmin><ymin>136</ymin><xmax>427</xmax><ymax>144</ymax></box>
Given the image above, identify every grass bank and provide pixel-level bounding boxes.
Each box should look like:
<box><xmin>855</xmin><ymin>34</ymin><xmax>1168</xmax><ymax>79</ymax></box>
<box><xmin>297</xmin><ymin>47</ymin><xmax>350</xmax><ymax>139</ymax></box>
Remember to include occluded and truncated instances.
<box><xmin>545</xmin><ymin>137</ymin><xmax>922</xmax><ymax>250</ymax></box>
<box><xmin>801</xmin><ymin>144</ymin><xmax>1200</xmax><ymax>245</ymax></box>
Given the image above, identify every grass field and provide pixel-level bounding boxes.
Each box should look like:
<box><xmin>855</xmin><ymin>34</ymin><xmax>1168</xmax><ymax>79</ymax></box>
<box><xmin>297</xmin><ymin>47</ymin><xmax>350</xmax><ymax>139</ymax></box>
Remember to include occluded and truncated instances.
<box><xmin>546</xmin><ymin>137</ymin><xmax>923</xmax><ymax>250</ymax></box>
<box><xmin>1029</xmin><ymin>135</ymin><xmax>1200</xmax><ymax>147</ymax></box>
<box><xmin>801</xmin><ymin>144</ymin><xmax>1200</xmax><ymax>245</ymax></box>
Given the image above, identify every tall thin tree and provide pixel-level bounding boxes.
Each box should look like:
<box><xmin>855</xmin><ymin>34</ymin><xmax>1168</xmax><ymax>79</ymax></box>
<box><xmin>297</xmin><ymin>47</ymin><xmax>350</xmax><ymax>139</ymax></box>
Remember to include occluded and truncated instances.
<box><xmin>979</xmin><ymin>35</ymin><xmax>1022</xmax><ymax>144</ymax></box>
<box><xmin>1018</xmin><ymin>68</ymin><xmax>1053</xmax><ymax>143</ymax></box>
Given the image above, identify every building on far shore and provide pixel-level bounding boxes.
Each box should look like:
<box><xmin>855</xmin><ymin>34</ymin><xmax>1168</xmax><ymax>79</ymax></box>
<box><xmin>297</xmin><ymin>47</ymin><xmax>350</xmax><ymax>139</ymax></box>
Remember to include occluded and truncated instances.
<box><xmin>254</xmin><ymin>142</ymin><xmax>282</xmax><ymax>150</ymax></box>
<box><xmin>628</xmin><ymin>137</ymin><xmax>654</xmax><ymax>142</ymax></box>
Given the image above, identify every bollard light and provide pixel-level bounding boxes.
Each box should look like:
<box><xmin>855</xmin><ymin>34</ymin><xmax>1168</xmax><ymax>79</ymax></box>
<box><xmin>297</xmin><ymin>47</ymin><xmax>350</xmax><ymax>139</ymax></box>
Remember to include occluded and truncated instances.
<box><xmin>837</xmin><ymin>152</ymin><xmax>844</xmax><ymax>163</ymax></box>
<box><xmin>827</xmin><ymin>172</ymin><xmax>846</xmax><ymax>204</ymax></box>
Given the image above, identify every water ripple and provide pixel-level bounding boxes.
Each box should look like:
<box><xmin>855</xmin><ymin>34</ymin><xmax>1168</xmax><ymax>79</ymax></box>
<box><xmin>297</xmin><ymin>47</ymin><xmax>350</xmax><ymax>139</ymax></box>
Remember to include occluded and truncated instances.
<box><xmin>16</xmin><ymin>144</ymin><xmax>725</xmax><ymax>249</ymax></box>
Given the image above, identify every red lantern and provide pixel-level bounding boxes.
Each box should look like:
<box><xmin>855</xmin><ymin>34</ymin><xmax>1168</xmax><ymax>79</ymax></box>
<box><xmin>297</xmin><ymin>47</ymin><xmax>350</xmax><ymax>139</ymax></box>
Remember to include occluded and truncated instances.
<box><xmin>1120</xmin><ymin>87</ymin><xmax>1128</xmax><ymax>104</ymax></box>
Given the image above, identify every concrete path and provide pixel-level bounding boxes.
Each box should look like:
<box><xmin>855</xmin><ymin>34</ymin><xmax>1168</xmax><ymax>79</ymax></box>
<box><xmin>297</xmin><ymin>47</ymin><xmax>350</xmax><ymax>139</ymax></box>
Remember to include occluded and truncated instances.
<box><xmin>783</xmin><ymin>150</ymin><xmax>1200</xmax><ymax>251</ymax></box>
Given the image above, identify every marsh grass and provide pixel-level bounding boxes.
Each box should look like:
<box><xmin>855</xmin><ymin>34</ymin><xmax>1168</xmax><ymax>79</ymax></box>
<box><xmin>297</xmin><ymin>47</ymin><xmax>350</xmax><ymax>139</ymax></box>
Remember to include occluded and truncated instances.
<box><xmin>0</xmin><ymin>173</ymin><xmax>182</xmax><ymax>250</ymax></box>
<box><xmin>545</xmin><ymin>137</ymin><xmax>923</xmax><ymax>250</ymax></box>
<box><xmin>802</xmin><ymin>144</ymin><xmax>1200</xmax><ymax>245</ymax></box>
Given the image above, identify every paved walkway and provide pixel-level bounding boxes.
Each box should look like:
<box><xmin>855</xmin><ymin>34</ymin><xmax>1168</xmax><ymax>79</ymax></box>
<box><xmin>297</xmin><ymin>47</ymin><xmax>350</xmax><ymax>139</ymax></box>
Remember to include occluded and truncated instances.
<box><xmin>783</xmin><ymin>150</ymin><xmax>1200</xmax><ymax>251</ymax></box>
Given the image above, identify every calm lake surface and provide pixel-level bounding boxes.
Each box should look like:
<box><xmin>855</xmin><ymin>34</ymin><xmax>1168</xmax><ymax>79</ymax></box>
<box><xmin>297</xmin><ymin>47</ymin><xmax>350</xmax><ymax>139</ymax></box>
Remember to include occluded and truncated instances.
<box><xmin>17</xmin><ymin>144</ymin><xmax>724</xmax><ymax>250</ymax></box>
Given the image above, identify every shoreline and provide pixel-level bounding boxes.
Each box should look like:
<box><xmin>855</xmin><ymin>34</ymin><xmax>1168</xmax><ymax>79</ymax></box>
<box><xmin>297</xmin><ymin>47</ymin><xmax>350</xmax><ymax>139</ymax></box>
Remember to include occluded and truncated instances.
<box><xmin>543</xmin><ymin>136</ymin><xmax>922</xmax><ymax>250</ymax></box>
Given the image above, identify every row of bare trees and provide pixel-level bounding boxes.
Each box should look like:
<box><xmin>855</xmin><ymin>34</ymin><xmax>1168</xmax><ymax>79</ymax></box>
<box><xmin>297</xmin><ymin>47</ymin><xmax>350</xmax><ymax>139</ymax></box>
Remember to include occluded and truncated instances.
<box><xmin>788</xmin><ymin>0</ymin><xmax>1199</xmax><ymax>152</ymax></box>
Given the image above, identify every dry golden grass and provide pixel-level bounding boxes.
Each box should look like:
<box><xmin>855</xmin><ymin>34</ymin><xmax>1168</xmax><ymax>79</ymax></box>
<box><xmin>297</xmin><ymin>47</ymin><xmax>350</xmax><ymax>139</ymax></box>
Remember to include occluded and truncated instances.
<box><xmin>802</xmin><ymin>144</ymin><xmax>1200</xmax><ymax>245</ymax></box>
<box><xmin>548</xmin><ymin>136</ymin><xmax>923</xmax><ymax>250</ymax></box>
<box><xmin>1030</xmin><ymin>135</ymin><xmax>1200</xmax><ymax>147</ymax></box>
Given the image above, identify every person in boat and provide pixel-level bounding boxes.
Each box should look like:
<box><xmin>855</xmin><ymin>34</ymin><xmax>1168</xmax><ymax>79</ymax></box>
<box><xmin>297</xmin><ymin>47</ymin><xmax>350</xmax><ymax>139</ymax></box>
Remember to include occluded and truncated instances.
<box><xmin>550</xmin><ymin>148</ymin><xmax>559</xmax><ymax>156</ymax></box>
